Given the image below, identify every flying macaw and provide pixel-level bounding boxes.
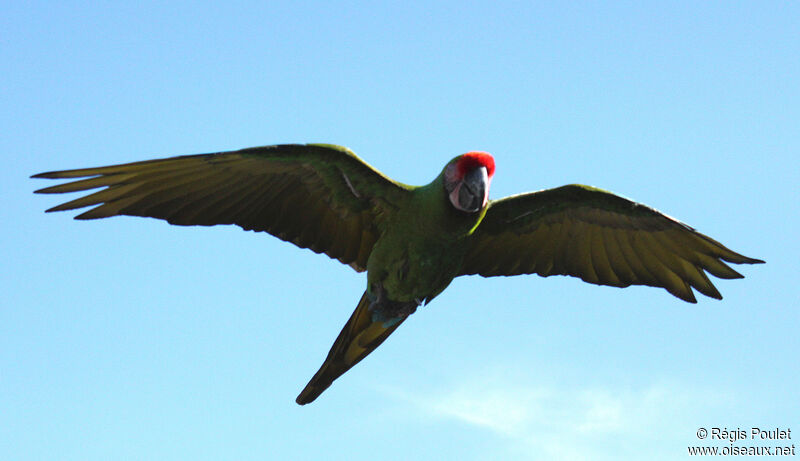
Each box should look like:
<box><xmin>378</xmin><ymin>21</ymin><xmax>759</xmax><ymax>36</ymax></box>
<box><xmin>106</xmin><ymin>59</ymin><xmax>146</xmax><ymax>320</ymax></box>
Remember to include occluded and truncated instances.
<box><xmin>33</xmin><ymin>144</ymin><xmax>763</xmax><ymax>404</ymax></box>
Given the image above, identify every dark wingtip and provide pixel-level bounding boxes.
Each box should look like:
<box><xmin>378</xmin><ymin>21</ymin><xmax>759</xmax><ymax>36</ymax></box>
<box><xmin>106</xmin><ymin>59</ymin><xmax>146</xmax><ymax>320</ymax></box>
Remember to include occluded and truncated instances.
<box><xmin>724</xmin><ymin>253</ymin><xmax>765</xmax><ymax>265</ymax></box>
<box><xmin>34</xmin><ymin>186</ymin><xmax>60</xmax><ymax>194</ymax></box>
<box><xmin>33</xmin><ymin>182</ymin><xmax>62</xmax><ymax>194</ymax></box>
<box><xmin>31</xmin><ymin>171</ymin><xmax>64</xmax><ymax>179</ymax></box>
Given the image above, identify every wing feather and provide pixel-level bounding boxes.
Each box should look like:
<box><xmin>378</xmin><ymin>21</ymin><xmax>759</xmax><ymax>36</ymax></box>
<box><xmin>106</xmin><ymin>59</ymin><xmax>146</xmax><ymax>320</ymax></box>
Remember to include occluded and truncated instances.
<box><xmin>599</xmin><ymin>227</ymin><xmax>628</xmax><ymax>284</ymax></box>
<box><xmin>630</xmin><ymin>232</ymin><xmax>696</xmax><ymax>302</ymax></box>
<box><xmin>531</xmin><ymin>222</ymin><xmax>559</xmax><ymax>275</ymax></box>
<box><xmin>34</xmin><ymin>144</ymin><xmax>410</xmax><ymax>271</ymax></box>
<box><xmin>590</xmin><ymin>225</ymin><xmax>619</xmax><ymax>286</ymax></box>
<box><xmin>461</xmin><ymin>184</ymin><xmax>762</xmax><ymax>301</ymax></box>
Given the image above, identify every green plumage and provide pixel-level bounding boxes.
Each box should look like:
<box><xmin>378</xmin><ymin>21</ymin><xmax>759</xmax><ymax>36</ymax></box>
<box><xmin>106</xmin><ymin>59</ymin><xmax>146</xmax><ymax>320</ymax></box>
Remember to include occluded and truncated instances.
<box><xmin>33</xmin><ymin>143</ymin><xmax>763</xmax><ymax>404</ymax></box>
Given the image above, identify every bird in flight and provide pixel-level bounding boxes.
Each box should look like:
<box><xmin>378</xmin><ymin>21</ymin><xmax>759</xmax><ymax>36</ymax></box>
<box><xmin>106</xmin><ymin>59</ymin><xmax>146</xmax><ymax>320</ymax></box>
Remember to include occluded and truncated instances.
<box><xmin>33</xmin><ymin>143</ymin><xmax>763</xmax><ymax>404</ymax></box>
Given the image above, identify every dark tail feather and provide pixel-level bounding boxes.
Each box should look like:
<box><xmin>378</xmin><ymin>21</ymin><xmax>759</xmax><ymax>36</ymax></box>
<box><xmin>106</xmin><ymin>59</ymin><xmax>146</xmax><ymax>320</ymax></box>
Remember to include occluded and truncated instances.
<box><xmin>296</xmin><ymin>291</ymin><xmax>406</xmax><ymax>405</ymax></box>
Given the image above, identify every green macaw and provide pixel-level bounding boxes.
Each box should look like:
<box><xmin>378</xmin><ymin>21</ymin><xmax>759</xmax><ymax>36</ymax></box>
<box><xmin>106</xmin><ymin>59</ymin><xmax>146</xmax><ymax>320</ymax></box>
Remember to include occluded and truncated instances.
<box><xmin>33</xmin><ymin>144</ymin><xmax>763</xmax><ymax>404</ymax></box>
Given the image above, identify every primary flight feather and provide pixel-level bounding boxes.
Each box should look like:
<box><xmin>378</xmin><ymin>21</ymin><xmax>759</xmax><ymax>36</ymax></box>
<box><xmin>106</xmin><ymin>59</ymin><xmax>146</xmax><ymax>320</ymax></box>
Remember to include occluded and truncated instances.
<box><xmin>33</xmin><ymin>143</ymin><xmax>763</xmax><ymax>404</ymax></box>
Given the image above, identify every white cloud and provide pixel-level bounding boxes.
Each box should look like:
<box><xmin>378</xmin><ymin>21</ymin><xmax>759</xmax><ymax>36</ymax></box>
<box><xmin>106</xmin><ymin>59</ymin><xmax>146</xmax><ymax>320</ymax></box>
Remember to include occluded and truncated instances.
<box><xmin>383</xmin><ymin>369</ymin><xmax>735</xmax><ymax>461</ymax></box>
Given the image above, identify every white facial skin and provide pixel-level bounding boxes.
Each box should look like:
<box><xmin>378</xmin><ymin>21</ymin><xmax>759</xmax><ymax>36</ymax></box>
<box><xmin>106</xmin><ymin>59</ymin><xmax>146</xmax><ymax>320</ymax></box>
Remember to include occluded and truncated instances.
<box><xmin>445</xmin><ymin>162</ymin><xmax>490</xmax><ymax>213</ymax></box>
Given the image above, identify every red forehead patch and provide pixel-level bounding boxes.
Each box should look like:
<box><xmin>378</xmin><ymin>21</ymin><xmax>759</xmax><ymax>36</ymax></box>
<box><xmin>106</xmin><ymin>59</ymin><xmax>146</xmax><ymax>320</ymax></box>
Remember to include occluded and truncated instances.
<box><xmin>457</xmin><ymin>151</ymin><xmax>495</xmax><ymax>178</ymax></box>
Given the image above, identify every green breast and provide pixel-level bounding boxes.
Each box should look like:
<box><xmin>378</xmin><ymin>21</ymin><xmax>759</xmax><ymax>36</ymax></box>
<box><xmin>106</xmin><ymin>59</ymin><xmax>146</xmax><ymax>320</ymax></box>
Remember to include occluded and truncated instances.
<box><xmin>365</xmin><ymin>180</ymin><xmax>485</xmax><ymax>303</ymax></box>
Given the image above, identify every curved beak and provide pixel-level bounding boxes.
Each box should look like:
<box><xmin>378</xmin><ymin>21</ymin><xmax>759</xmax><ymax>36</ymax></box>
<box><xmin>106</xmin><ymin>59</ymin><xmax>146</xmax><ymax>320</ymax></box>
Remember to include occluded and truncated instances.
<box><xmin>453</xmin><ymin>166</ymin><xmax>489</xmax><ymax>212</ymax></box>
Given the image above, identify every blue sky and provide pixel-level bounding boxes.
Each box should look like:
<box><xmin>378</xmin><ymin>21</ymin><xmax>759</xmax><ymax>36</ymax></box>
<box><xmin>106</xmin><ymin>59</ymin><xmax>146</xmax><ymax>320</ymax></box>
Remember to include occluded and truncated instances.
<box><xmin>2</xmin><ymin>1</ymin><xmax>798</xmax><ymax>460</ymax></box>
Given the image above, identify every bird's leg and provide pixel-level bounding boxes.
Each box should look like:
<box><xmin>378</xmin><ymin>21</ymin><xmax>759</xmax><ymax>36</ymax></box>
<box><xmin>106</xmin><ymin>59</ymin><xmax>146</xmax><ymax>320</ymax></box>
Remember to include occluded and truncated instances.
<box><xmin>367</xmin><ymin>282</ymin><xmax>419</xmax><ymax>326</ymax></box>
<box><xmin>366</xmin><ymin>282</ymin><xmax>384</xmax><ymax>307</ymax></box>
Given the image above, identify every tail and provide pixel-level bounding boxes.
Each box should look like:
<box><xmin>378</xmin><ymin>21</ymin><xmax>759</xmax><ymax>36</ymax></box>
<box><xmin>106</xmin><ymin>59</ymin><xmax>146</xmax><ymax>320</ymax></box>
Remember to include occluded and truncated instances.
<box><xmin>296</xmin><ymin>291</ymin><xmax>406</xmax><ymax>405</ymax></box>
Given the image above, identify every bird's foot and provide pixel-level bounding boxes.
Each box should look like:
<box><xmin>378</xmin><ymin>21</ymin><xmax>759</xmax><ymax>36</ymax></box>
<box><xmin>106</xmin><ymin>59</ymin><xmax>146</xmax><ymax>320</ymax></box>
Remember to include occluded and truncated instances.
<box><xmin>367</xmin><ymin>283</ymin><xmax>419</xmax><ymax>326</ymax></box>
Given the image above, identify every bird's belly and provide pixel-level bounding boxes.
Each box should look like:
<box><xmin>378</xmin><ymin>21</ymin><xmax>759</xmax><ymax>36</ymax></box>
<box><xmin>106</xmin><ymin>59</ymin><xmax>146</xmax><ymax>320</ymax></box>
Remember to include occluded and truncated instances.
<box><xmin>366</xmin><ymin>237</ymin><xmax>464</xmax><ymax>304</ymax></box>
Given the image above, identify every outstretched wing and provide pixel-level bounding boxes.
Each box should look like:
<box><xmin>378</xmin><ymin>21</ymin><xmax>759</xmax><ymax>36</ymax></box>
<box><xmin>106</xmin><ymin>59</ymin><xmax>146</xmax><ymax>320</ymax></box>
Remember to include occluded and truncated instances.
<box><xmin>33</xmin><ymin>144</ymin><xmax>411</xmax><ymax>271</ymax></box>
<box><xmin>460</xmin><ymin>185</ymin><xmax>763</xmax><ymax>302</ymax></box>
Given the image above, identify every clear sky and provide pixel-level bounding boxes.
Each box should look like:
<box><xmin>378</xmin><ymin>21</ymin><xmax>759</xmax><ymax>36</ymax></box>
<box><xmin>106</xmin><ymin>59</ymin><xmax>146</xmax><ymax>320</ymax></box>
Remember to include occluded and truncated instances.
<box><xmin>2</xmin><ymin>2</ymin><xmax>798</xmax><ymax>460</ymax></box>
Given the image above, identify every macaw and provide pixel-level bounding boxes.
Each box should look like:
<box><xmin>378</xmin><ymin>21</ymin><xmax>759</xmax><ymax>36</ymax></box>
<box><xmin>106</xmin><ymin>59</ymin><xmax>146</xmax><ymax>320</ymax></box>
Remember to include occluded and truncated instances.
<box><xmin>33</xmin><ymin>144</ymin><xmax>763</xmax><ymax>404</ymax></box>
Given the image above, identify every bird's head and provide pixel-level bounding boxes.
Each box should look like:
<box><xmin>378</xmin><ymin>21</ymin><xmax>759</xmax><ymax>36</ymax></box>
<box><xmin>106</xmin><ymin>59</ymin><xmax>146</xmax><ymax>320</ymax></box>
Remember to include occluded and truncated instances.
<box><xmin>443</xmin><ymin>151</ymin><xmax>495</xmax><ymax>213</ymax></box>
